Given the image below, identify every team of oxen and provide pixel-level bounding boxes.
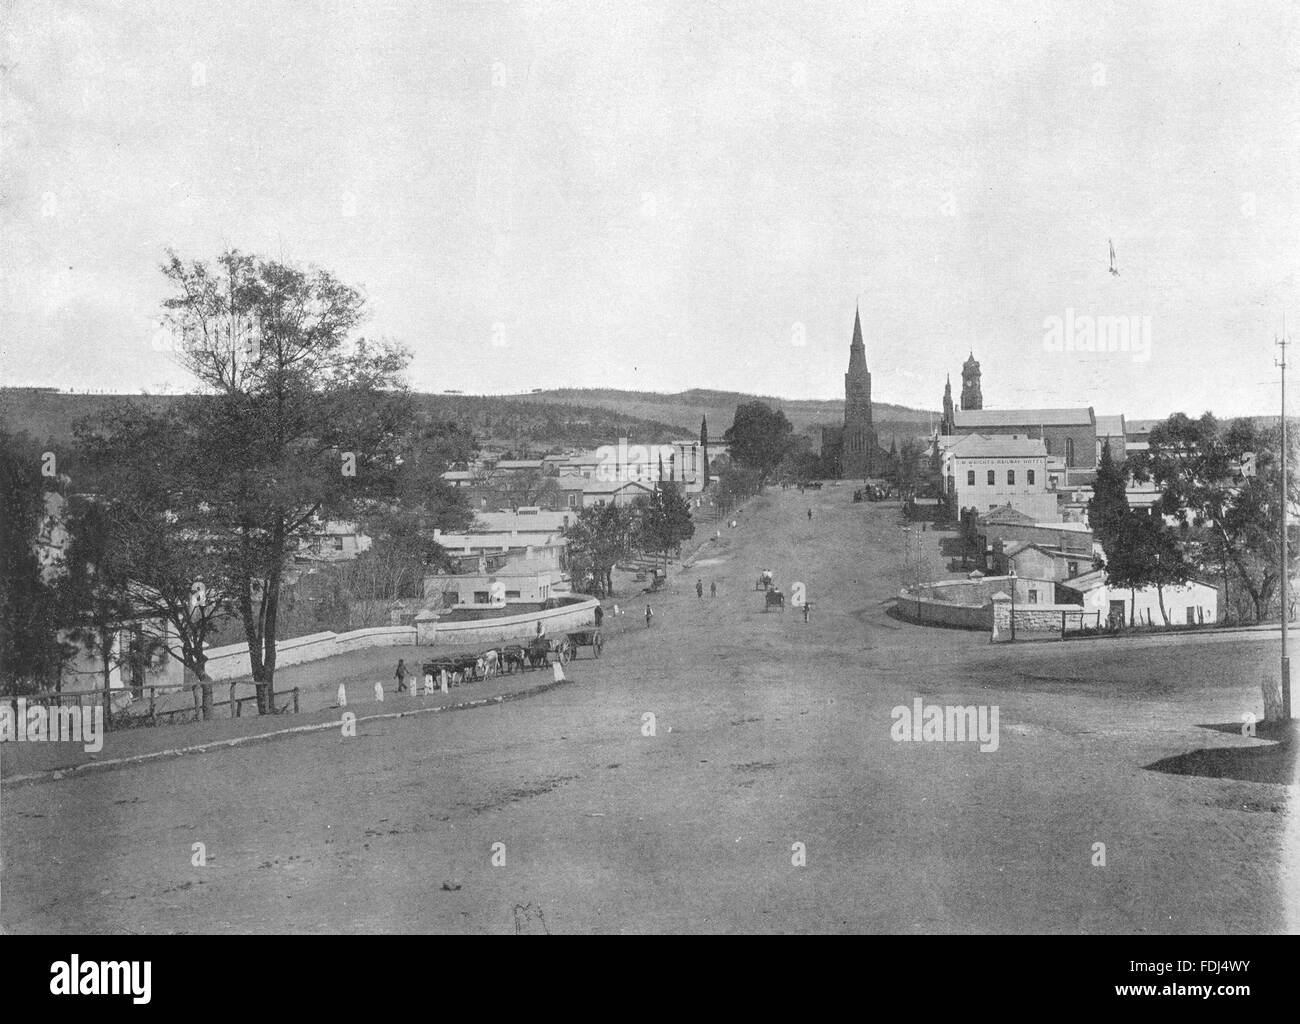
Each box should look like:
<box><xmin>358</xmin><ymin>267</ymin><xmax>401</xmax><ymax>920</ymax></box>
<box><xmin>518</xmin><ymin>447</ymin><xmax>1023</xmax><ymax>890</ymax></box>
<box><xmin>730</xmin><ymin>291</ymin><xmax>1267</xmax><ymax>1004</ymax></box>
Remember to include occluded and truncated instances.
<box><xmin>420</xmin><ymin>631</ymin><xmax>604</xmax><ymax>688</ymax></box>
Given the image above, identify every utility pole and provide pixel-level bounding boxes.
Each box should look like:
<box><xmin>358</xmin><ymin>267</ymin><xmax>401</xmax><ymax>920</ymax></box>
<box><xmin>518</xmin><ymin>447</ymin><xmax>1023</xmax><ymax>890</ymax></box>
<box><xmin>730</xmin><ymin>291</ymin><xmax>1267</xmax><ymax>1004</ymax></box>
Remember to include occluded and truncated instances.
<box><xmin>1277</xmin><ymin>329</ymin><xmax>1293</xmax><ymax>720</ymax></box>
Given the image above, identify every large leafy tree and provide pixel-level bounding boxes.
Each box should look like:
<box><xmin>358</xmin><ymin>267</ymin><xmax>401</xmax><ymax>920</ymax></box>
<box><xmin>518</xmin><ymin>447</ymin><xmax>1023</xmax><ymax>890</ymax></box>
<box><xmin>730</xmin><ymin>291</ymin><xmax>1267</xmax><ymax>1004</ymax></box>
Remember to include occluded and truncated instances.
<box><xmin>724</xmin><ymin>402</ymin><xmax>793</xmax><ymax>483</ymax></box>
<box><xmin>637</xmin><ymin>483</ymin><xmax>694</xmax><ymax>566</ymax></box>
<box><xmin>162</xmin><ymin>249</ymin><xmax>412</xmax><ymax>713</ymax></box>
<box><xmin>69</xmin><ymin>402</ymin><xmax>238</xmax><ymax>719</ymax></box>
<box><xmin>563</xmin><ymin>504</ymin><xmax>636</xmax><ymax>597</ymax></box>
<box><xmin>0</xmin><ymin>429</ymin><xmax>73</xmax><ymax>694</ymax></box>
<box><xmin>1131</xmin><ymin>413</ymin><xmax>1297</xmax><ymax>625</ymax></box>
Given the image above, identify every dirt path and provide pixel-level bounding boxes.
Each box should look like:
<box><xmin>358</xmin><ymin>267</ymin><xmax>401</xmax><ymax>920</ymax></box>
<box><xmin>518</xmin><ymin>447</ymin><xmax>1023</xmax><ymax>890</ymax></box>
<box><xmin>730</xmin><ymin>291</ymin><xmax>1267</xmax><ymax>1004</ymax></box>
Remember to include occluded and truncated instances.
<box><xmin>3</xmin><ymin>486</ymin><xmax>1295</xmax><ymax>933</ymax></box>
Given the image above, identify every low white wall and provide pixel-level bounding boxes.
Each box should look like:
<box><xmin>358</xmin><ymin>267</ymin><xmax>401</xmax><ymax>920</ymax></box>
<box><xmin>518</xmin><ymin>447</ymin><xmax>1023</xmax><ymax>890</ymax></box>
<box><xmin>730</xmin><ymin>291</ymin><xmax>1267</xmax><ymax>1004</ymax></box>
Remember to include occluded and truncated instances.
<box><xmin>203</xmin><ymin>627</ymin><xmax>419</xmax><ymax>681</ymax></box>
<box><xmin>417</xmin><ymin>598</ymin><xmax>600</xmax><ymax>646</ymax></box>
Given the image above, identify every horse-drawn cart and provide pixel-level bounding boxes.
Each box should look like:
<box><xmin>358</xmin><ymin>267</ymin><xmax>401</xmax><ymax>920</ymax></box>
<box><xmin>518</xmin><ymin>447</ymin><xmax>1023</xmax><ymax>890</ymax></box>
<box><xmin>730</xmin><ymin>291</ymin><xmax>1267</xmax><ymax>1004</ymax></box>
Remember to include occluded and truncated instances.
<box><xmin>764</xmin><ymin>588</ymin><xmax>785</xmax><ymax>612</ymax></box>
<box><xmin>527</xmin><ymin>635</ymin><xmax>573</xmax><ymax>668</ymax></box>
<box><xmin>755</xmin><ymin>569</ymin><xmax>774</xmax><ymax>591</ymax></box>
<box><xmin>565</xmin><ymin>630</ymin><xmax>603</xmax><ymax>659</ymax></box>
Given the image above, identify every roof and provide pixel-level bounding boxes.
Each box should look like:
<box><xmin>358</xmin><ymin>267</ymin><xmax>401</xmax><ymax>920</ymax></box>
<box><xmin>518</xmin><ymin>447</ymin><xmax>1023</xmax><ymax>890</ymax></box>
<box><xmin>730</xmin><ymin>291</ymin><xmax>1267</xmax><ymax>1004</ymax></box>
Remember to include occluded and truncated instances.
<box><xmin>494</xmin><ymin>460</ymin><xmax>543</xmax><ymax>471</ymax></box>
<box><xmin>953</xmin><ymin>407</ymin><xmax>1094</xmax><ymax>428</ymax></box>
<box><xmin>1125</xmin><ymin>418</ymin><xmax>1161</xmax><ymax>435</ymax></box>
<box><xmin>1060</xmin><ymin>568</ymin><xmax>1108</xmax><ymax>592</ymax></box>
<box><xmin>951</xmin><ymin>435</ymin><xmax>1048</xmax><ymax>458</ymax></box>
<box><xmin>472</xmin><ymin>510</ymin><xmax>576</xmax><ymax>532</ymax></box>
<box><xmin>554</xmin><ymin>474</ymin><xmax>588</xmax><ymax>489</ymax></box>
<box><xmin>1095</xmin><ymin>415</ymin><xmax>1126</xmax><ymax>436</ymax></box>
<box><xmin>582</xmin><ymin>477</ymin><xmax>656</xmax><ymax>495</ymax></box>
<box><xmin>981</xmin><ymin>504</ymin><xmax>1037</xmax><ymax>526</ymax></box>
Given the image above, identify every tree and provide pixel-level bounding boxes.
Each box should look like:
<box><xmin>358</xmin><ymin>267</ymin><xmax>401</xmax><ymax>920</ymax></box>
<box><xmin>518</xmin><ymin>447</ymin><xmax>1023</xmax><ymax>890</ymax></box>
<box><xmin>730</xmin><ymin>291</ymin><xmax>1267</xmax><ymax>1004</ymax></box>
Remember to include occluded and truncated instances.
<box><xmin>1132</xmin><ymin>413</ymin><xmax>1298</xmax><ymax>626</ymax></box>
<box><xmin>563</xmin><ymin>504</ymin><xmax>636</xmax><ymax>597</ymax></box>
<box><xmin>0</xmin><ymin>430</ymin><xmax>73</xmax><ymax>694</ymax></box>
<box><xmin>70</xmin><ymin>403</ymin><xmax>237</xmax><ymax>720</ymax></box>
<box><xmin>161</xmin><ymin>249</ymin><xmax>412</xmax><ymax>714</ymax></box>
<box><xmin>723</xmin><ymin>402</ymin><xmax>793</xmax><ymax>483</ymax></box>
<box><xmin>1088</xmin><ymin>439</ymin><xmax>1130</xmax><ymax>553</ymax></box>
<box><xmin>637</xmin><ymin>483</ymin><xmax>694</xmax><ymax>566</ymax></box>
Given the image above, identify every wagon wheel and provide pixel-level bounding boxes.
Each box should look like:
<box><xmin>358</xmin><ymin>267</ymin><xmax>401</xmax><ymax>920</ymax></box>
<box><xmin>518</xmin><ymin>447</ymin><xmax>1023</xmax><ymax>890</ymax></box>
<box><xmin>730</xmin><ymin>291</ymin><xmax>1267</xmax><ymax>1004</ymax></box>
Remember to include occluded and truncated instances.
<box><xmin>593</xmin><ymin>635</ymin><xmax>603</xmax><ymax>657</ymax></box>
<box><xmin>558</xmin><ymin>642</ymin><xmax>572</xmax><ymax>665</ymax></box>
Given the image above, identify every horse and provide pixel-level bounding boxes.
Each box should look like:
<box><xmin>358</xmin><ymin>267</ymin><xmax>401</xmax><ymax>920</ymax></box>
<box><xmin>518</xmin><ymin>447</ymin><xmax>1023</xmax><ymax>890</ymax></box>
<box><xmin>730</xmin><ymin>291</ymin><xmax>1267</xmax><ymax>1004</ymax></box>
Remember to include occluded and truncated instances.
<box><xmin>500</xmin><ymin>645</ymin><xmax>528</xmax><ymax>674</ymax></box>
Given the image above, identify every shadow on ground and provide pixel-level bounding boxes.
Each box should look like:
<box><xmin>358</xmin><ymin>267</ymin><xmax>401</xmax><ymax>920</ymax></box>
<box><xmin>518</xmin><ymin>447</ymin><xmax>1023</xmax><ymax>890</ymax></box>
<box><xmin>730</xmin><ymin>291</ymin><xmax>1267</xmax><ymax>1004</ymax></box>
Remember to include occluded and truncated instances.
<box><xmin>1145</xmin><ymin>722</ymin><xmax>1297</xmax><ymax>785</ymax></box>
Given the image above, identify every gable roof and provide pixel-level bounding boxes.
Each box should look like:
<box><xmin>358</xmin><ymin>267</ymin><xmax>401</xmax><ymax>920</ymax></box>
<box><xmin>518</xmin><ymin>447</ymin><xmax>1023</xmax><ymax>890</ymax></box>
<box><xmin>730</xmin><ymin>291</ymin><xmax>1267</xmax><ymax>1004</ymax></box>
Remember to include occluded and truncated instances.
<box><xmin>951</xmin><ymin>435</ymin><xmax>1049</xmax><ymax>458</ymax></box>
<box><xmin>954</xmin><ymin>407</ymin><xmax>1094</xmax><ymax>428</ymax></box>
<box><xmin>980</xmin><ymin>503</ymin><xmax>1037</xmax><ymax>526</ymax></box>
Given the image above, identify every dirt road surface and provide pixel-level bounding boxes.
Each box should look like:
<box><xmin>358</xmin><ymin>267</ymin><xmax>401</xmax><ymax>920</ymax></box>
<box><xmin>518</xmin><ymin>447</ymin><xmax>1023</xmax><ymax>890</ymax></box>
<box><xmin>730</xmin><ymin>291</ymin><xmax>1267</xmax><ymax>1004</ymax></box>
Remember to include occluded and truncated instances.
<box><xmin>3</xmin><ymin>487</ymin><xmax>1295</xmax><ymax>933</ymax></box>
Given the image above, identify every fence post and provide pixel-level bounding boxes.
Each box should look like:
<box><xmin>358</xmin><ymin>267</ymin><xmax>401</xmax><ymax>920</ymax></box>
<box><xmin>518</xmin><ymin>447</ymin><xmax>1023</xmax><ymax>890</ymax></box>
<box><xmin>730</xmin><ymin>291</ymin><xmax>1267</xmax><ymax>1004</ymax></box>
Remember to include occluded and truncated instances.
<box><xmin>1060</xmin><ymin>610</ymin><xmax>1066</xmax><ymax>640</ymax></box>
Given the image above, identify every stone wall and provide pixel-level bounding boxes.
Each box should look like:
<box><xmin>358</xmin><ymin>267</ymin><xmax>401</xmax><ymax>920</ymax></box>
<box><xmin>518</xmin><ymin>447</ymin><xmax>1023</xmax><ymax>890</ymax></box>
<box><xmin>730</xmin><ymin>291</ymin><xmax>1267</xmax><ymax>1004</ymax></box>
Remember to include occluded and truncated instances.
<box><xmin>990</xmin><ymin>598</ymin><xmax>1101</xmax><ymax>640</ymax></box>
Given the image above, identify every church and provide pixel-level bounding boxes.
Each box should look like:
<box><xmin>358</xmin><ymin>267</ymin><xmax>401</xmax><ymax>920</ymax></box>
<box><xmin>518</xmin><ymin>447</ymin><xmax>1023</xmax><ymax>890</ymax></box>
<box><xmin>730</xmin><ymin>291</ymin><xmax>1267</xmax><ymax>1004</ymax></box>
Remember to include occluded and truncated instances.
<box><xmin>821</xmin><ymin>307</ymin><xmax>886</xmax><ymax>479</ymax></box>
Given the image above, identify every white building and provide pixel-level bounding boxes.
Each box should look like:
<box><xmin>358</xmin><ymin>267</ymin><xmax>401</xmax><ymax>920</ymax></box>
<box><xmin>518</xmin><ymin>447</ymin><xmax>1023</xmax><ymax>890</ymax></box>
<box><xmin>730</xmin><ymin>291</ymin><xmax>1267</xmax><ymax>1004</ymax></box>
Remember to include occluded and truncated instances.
<box><xmin>943</xmin><ymin>434</ymin><xmax>1057</xmax><ymax>522</ymax></box>
<box><xmin>1060</xmin><ymin>569</ymin><xmax>1219</xmax><ymax>626</ymax></box>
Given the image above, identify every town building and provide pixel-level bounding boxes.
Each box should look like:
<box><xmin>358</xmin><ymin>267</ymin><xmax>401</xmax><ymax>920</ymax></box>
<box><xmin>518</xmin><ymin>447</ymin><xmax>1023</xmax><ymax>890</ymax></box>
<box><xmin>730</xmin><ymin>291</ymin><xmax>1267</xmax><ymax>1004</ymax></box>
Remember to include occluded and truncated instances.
<box><xmin>1060</xmin><ymin>569</ymin><xmax>1219</xmax><ymax>627</ymax></box>
<box><xmin>943</xmin><ymin>434</ymin><xmax>1057</xmax><ymax>522</ymax></box>
<box><xmin>951</xmin><ymin>406</ymin><xmax>1098</xmax><ymax>483</ymax></box>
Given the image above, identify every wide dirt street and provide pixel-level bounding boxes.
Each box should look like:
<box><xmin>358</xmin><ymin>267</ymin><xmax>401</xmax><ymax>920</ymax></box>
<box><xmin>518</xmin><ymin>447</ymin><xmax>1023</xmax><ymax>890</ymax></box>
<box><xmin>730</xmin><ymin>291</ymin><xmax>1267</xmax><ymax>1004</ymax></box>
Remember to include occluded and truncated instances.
<box><xmin>3</xmin><ymin>486</ymin><xmax>1296</xmax><ymax>933</ymax></box>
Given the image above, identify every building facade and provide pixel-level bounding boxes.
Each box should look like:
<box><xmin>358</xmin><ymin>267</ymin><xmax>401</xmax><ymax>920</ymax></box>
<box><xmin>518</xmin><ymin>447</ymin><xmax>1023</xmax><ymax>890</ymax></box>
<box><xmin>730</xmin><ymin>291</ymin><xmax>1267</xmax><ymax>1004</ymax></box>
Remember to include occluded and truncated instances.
<box><xmin>945</xmin><ymin>434</ymin><xmax>1057</xmax><ymax>521</ymax></box>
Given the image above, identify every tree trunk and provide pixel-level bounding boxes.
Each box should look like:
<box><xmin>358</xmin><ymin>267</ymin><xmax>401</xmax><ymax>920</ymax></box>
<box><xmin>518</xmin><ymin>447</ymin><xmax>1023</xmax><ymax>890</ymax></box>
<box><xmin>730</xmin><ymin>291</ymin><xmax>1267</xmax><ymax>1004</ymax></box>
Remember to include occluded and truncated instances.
<box><xmin>1155</xmin><ymin>582</ymin><xmax>1169</xmax><ymax>626</ymax></box>
<box><xmin>194</xmin><ymin>654</ymin><xmax>213</xmax><ymax>721</ymax></box>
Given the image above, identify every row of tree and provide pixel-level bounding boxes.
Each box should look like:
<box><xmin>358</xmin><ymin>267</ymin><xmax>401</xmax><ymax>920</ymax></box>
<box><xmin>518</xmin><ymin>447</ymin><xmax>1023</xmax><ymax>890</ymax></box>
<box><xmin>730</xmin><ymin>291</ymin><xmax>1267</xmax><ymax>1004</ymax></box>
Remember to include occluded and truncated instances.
<box><xmin>563</xmin><ymin>483</ymin><xmax>696</xmax><ymax>596</ymax></box>
<box><xmin>1</xmin><ymin>250</ymin><xmax>472</xmax><ymax>717</ymax></box>
<box><xmin>1089</xmin><ymin>413</ymin><xmax>1297</xmax><ymax>627</ymax></box>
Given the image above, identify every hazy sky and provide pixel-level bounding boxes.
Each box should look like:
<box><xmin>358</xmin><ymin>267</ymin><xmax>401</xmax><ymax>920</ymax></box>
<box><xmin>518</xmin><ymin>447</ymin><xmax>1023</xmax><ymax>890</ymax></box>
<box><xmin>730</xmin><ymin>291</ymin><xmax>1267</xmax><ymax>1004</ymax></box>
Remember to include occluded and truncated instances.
<box><xmin>2</xmin><ymin>0</ymin><xmax>1298</xmax><ymax>417</ymax></box>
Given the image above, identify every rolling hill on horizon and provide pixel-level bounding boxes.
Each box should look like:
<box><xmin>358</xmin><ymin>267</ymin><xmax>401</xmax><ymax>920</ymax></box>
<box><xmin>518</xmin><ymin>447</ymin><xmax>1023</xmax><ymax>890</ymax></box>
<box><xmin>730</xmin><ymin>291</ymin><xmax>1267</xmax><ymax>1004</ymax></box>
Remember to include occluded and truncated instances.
<box><xmin>500</xmin><ymin>387</ymin><xmax>940</xmax><ymax>443</ymax></box>
<box><xmin>1</xmin><ymin>385</ymin><xmax>940</xmax><ymax>450</ymax></box>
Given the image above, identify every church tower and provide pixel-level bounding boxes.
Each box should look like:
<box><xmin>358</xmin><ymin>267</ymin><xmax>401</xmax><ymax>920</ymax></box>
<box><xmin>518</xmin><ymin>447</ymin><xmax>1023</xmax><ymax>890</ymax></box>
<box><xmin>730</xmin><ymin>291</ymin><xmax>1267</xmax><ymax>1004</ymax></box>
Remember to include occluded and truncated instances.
<box><xmin>941</xmin><ymin>374</ymin><xmax>955</xmax><ymax>435</ymax></box>
<box><xmin>960</xmin><ymin>351</ymin><xmax>983</xmax><ymax>411</ymax></box>
<box><xmin>841</xmin><ymin>307</ymin><xmax>876</xmax><ymax>478</ymax></box>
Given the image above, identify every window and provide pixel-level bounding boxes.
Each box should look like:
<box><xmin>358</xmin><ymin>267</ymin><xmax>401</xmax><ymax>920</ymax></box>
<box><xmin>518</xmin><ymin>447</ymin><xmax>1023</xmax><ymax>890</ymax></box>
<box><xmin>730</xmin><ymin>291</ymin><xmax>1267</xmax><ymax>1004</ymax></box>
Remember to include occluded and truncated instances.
<box><xmin>1027</xmin><ymin>469</ymin><xmax>1035</xmax><ymax>485</ymax></box>
<box><xmin>1007</xmin><ymin>470</ymin><xmax>1015</xmax><ymax>485</ymax></box>
<box><xmin>987</xmin><ymin>470</ymin><xmax>995</xmax><ymax>486</ymax></box>
<box><xmin>567</xmin><ymin>493</ymin><xmax>577</xmax><ymax>508</ymax></box>
<box><xmin>1068</xmin><ymin>561</ymin><xmax>1079</xmax><ymax>577</ymax></box>
<box><xmin>506</xmin><ymin>590</ymin><xmax>521</xmax><ymax>599</ymax></box>
<box><xmin>331</xmin><ymin>536</ymin><xmax>344</xmax><ymax>550</ymax></box>
<box><xmin>967</xmin><ymin>470</ymin><xmax>975</xmax><ymax>486</ymax></box>
<box><xmin>473</xmin><ymin>591</ymin><xmax>490</xmax><ymax>604</ymax></box>
<box><xmin>1066</xmin><ymin>438</ymin><xmax>1075</xmax><ymax>466</ymax></box>
<box><xmin>1028</xmin><ymin>590</ymin><xmax>1038</xmax><ymax>604</ymax></box>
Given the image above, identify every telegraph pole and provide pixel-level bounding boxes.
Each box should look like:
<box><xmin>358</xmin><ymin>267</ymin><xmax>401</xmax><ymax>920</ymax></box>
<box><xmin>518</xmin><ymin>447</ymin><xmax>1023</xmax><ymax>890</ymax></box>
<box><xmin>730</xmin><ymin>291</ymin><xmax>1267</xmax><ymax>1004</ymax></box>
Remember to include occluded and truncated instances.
<box><xmin>1277</xmin><ymin>329</ymin><xmax>1293</xmax><ymax>719</ymax></box>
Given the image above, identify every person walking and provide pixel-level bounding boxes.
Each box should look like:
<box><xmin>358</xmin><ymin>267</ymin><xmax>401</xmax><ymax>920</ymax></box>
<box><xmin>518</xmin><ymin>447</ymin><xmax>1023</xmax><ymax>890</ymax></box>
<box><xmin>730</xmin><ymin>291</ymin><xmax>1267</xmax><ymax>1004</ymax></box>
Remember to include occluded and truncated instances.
<box><xmin>645</xmin><ymin>604</ymin><xmax>654</xmax><ymax>627</ymax></box>
<box><xmin>710</xmin><ymin>580</ymin><xmax>717</xmax><ymax>598</ymax></box>
<box><xmin>802</xmin><ymin>601</ymin><xmax>811</xmax><ymax>623</ymax></box>
<box><xmin>807</xmin><ymin>507</ymin><xmax>813</xmax><ymax>521</ymax></box>
<box><xmin>594</xmin><ymin>604</ymin><xmax>604</xmax><ymax>627</ymax></box>
<box><xmin>394</xmin><ymin>658</ymin><xmax>409</xmax><ymax>693</ymax></box>
<box><xmin>696</xmin><ymin>579</ymin><xmax>703</xmax><ymax>599</ymax></box>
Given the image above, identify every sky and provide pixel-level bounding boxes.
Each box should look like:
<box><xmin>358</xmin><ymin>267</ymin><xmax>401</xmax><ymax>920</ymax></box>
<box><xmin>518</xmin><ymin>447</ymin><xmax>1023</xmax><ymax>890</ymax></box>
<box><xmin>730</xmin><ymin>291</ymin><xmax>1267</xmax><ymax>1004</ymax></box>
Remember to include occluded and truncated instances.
<box><xmin>2</xmin><ymin>0</ymin><xmax>1298</xmax><ymax>418</ymax></box>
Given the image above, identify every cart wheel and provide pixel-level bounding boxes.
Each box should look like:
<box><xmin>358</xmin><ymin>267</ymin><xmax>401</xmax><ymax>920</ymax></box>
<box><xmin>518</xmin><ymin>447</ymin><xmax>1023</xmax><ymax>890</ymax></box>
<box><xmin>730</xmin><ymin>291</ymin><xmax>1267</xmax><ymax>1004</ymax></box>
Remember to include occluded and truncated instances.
<box><xmin>593</xmin><ymin>637</ymin><xmax>602</xmax><ymax>657</ymax></box>
<box><xmin>560</xmin><ymin>646</ymin><xmax>571</xmax><ymax>665</ymax></box>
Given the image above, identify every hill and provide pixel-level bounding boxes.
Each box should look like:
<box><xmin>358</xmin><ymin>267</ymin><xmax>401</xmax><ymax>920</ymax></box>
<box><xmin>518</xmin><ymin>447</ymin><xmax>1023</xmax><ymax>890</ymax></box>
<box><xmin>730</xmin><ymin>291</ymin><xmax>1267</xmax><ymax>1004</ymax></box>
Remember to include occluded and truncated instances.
<box><xmin>500</xmin><ymin>387</ymin><xmax>939</xmax><ymax>444</ymax></box>
<box><xmin>0</xmin><ymin>387</ymin><xmax>688</xmax><ymax>450</ymax></box>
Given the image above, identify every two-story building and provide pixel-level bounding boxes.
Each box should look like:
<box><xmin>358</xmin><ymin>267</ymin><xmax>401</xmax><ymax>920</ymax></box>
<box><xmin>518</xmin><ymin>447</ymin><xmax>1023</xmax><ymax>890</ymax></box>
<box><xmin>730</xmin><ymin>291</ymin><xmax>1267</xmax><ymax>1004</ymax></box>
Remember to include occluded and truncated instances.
<box><xmin>943</xmin><ymin>434</ymin><xmax>1057</xmax><ymax>522</ymax></box>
